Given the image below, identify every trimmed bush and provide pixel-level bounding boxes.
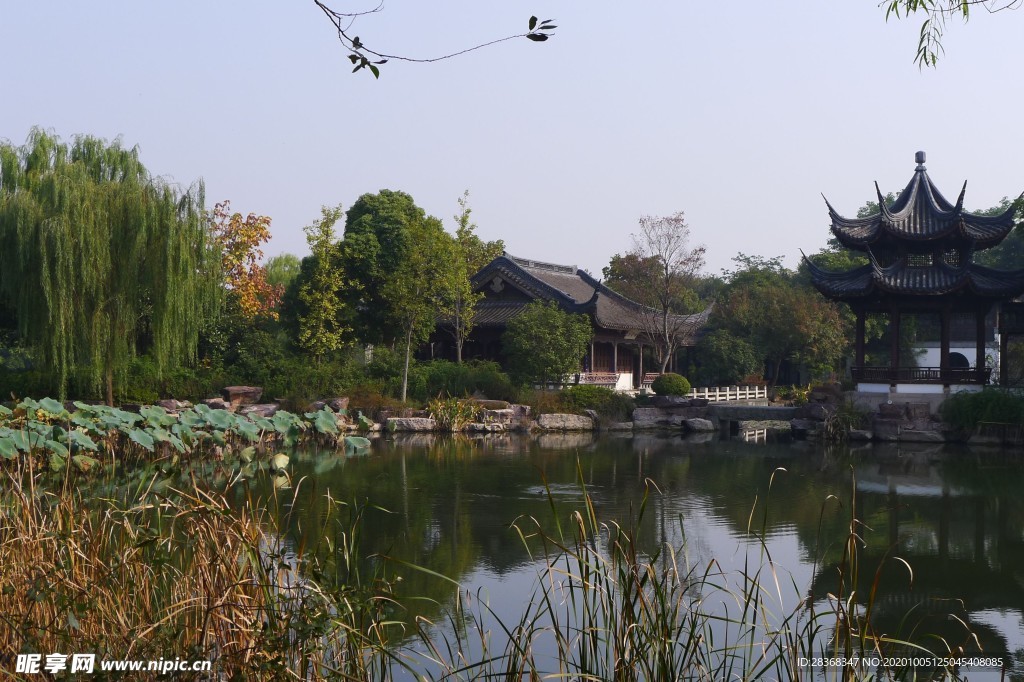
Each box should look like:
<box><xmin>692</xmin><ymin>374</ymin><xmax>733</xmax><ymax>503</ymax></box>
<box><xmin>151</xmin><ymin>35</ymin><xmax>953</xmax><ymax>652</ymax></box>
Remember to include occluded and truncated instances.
<box><xmin>651</xmin><ymin>373</ymin><xmax>691</xmax><ymax>396</ymax></box>
<box><xmin>561</xmin><ymin>385</ymin><xmax>636</xmax><ymax>422</ymax></box>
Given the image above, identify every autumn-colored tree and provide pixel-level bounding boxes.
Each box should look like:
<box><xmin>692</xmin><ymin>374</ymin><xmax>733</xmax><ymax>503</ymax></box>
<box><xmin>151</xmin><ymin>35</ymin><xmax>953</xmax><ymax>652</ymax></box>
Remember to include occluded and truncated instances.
<box><xmin>209</xmin><ymin>201</ymin><xmax>280</xmax><ymax>319</ymax></box>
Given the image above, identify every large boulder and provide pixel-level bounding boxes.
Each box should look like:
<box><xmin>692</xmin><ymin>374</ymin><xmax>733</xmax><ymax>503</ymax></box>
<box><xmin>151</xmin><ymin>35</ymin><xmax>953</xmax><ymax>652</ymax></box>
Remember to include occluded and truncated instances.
<box><xmin>683</xmin><ymin>418</ymin><xmax>716</xmax><ymax>433</ymax></box>
<box><xmin>329</xmin><ymin>397</ymin><xmax>350</xmax><ymax>413</ymax></box>
<box><xmin>202</xmin><ymin>397</ymin><xmax>232</xmax><ymax>411</ymax></box>
<box><xmin>536</xmin><ymin>413</ymin><xmax>594</xmax><ymax>431</ymax></box>
<box><xmin>482</xmin><ymin>408</ymin><xmax>516</xmax><ymax>425</ymax></box>
<box><xmin>386</xmin><ymin>417</ymin><xmax>436</xmax><ymax>432</ymax></box>
<box><xmin>222</xmin><ymin>386</ymin><xmax>263</xmax><ymax>408</ymax></box>
<box><xmin>240</xmin><ymin>403</ymin><xmax>279</xmax><ymax>418</ymax></box>
<box><xmin>632</xmin><ymin>407</ymin><xmax>685</xmax><ymax>429</ymax></box>
<box><xmin>156</xmin><ymin>399</ymin><xmax>191</xmax><ymax>414</ymax></box>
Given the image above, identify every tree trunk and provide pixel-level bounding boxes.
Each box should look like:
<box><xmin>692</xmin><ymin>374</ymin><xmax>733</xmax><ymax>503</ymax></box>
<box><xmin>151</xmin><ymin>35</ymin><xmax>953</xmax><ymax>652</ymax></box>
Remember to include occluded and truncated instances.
<box><xmin>455</xmin><ymin>336</ymin><xmax>463</xmax><ymax>364</ymax></box>
<box><xmin>106</xmin><ymin>368</ymin><xmax>114</xmax><ymax>407</ymax></box>
<box><xmin>401</xmin><ymin>327</ymin><xmax>413</xmax><ymax>403</ymax></box>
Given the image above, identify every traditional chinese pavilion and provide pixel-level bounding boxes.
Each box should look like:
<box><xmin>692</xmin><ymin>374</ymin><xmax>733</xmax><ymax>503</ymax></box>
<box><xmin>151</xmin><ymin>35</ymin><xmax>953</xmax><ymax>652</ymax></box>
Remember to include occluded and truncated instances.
<box><xmin>805</xmin><ymin>152</ymin><xmax>1024</xmax><ymax>393</ymax></box>
<box><xmin>429</xmin><ymin>253</ymin><xmax>709</xmax><ymax>389</ymax></box>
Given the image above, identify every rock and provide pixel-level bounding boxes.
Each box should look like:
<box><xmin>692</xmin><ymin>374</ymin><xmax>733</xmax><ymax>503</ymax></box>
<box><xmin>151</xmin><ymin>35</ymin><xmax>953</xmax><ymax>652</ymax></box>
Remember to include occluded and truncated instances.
<box><xmin>689</xmin><ymin>398</ymin><xmax>710</xmax><ymax>407</ymax></box>
<box><xmin>908</xmin><ymin>402</ymin><xmax>931</xmax><ymax>420</ymax></box>
<box><xmin>650</xmin><ymin>395</ymin><xmax>690</xmax><ymax>408</ymax></box>
<box><xmin>849</xmin><ymin>429</ymin><xmax>873</xmax><ymax>441</ymax></box>
<box><xmin>307</xmin><ymin>400</ymin><xmax>328</xmax><ymax>412</ymax></box>
<box><xmin>202</xmin><ymin>398</ymin><xmax>232</xmax><ymax>411</ymax></box>
<box><xmin>790</xmin><ymin>418</ymin><xmax>819</xmax><ymax>438</ymax></box>
<box><xmin>120</xmin><ymin>403</ymin><xmax>143</xmax><ymax>414</ymax></box>
<box><xmin>607</xmin><ymin>421</ymin><xmax>634</xmax><ymax>431</ymax></box>
<box><xmin>329</xmin><ymin>397</ymin><xmax>350</xmax><ymax>413</ymax></box>
<box><xmin>795</xmin><ymin>403</ymin><xmax>831</xmax><ymax>421</ymax></box>
<box><xmin>469</xmin><ymin>399</ymin><xmax>512</xmax><ymax>410</ymax></box>
<box><xmin>510</xmin><ymin>404</ymin><xmax>532</xmax><ymax>420</ymax></box>
<box><xmin>386</xmin><ymin>417</ymin><xmax>437</xmax><ymax>432</ymax></box>
<box><xmin>536</xmin><ymin>413</ymin><xmax>594</xmax><ymax>431</ymax></box>
<box><xmin>240</xmin><ymin>403</ymin><xmax>279</xmax><ymax>418</ymax></box>
<box><xmin>465</xmin><ymin>422</ymin><xmax>505</xmax><ymax>433</ymax></box>
<box><xmin>683</xmin><ymin>418</ymin><xmax>716</xmax><ymax>432</ymax></box>
<box><xmin>222</xmin><ymin>386</ymin><xmax>263</xmax><ymax>408</ymax></box>
<box><xmin>583</xmin><ymin>409</ymin><xmax>601</xmax><ymax>422</ymax></box>
<box><xmin>631</xmin><ymin>407</ymin><xmax>684</xmax><ymax>429</ymax></box>
<box><xmin>482</xmin><ymin>408</ymin><xmax>515</xmax><ymax>425</ymax></box>
<box><xmin>878</xmin><ymin>403</ymin><xmax>906</xmax><ymax>419</ymax></box>
<box><xmin>156</xmin><ymin>399</ymin><xmax>191</xmax><ymax>413</ymax></box>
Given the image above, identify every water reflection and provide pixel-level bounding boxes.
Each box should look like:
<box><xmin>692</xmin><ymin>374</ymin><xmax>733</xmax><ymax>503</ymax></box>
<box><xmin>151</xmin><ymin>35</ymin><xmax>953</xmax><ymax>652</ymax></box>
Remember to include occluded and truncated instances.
<box><xmin>250</xmin><ymin>433</ymin><xmax>1024</xmax><ymax>675</ymax></box>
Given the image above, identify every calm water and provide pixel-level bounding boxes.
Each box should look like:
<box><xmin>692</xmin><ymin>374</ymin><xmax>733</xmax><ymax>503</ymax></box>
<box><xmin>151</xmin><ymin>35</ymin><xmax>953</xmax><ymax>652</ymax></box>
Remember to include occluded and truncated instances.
<box><xmin>241</xmin><ymin>431</ymin><xmax>1024</xmax><ymax>678</ymax></box>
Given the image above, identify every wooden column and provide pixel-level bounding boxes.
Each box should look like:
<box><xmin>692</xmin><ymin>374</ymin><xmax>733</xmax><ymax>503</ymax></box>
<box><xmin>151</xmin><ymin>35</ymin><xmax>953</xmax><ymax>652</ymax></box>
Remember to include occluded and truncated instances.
<box><xmin>1001</xmin><ymin>326</ymin><xmax>1010</xmax><ymax>386</ymax></box>
<box><xmin>890</xmin><ymin>310</ymin><xmax>902</xmax><ymax>383</ymax></box>
<box><xmin>976</xmin><ymin>310</ymin><xmax>987</xmax><ymax>382</ymax></box>
<box><xmin>612</xmin><ymin>342</ymin><xmax>618</xmax><ymax>373</ymax></box>
<box><xmin>940</xmin><ymin>308</ymin><xmax>950</xmax><ymax>385</ymax></box>
<box><xmin>589</xmin><ymin>341</ymin><xmax>595</xmax><ymax>372</ymax></box>
<box><xmin>638</xmin><ymin>343</ymin><xmax>644</xmax><ymax>386</ymax></box>
<box><xmin>855</xmin><ymin>309</ymin><xmax>866</xmax><ymax>369</ymax></box>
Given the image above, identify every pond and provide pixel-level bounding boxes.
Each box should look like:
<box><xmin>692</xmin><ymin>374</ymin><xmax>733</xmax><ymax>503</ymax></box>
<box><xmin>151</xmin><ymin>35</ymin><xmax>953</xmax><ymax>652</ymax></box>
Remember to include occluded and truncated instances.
<box><xmin>238</xmin><ymin>431</ymin><xmax>1024</xmax><ymax>679</ymax></box>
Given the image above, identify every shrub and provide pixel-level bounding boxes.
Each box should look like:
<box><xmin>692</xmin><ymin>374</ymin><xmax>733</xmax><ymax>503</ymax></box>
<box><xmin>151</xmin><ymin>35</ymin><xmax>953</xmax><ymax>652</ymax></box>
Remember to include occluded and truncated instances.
<box><xmin>651</xmin><ymin>373</ymin><xmax>691</xmax><ymax>396</ymax></box>
<box><xmin>940</xmin><ymin>388</ymin><xmax>1024</xmax><ymax>433</ymax></box>
<box><xmin>561</xmin><ymin>385</ymin><xmax>636</xmax><ymax>422</ymax></box>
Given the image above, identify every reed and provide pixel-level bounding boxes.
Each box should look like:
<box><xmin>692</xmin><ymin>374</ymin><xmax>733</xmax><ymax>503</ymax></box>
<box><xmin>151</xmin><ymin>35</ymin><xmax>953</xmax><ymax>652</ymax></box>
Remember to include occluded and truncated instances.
<box><xmin>0</xmin><ymin>459</ymin><xmax>977</xmax><ymax>680</ymax></box>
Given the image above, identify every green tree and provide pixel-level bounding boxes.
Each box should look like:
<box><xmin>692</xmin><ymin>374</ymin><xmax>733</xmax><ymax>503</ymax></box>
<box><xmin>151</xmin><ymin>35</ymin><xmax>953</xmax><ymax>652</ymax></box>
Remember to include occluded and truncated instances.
<box><xmin>340</xmin><ymin>189</ymin><xmax>422</xmax><ymax>345</ymax></box>
<box><xmin>604</xmin><ymin>212</ymin><xmax>706</xmax><ymax>373</ymax></box>
<box><xmin>265</xmin><ymin>253</ymin><xmax>302</xmax><ymax>290</ymax></box>
<box><xmin>714</xmin><ymin>255</ymin><xmax>847</xmax><ymax>385</ymax></box>
<box><xmin>443</xmin><ymin>190</ymin><xmax>504</xmax><ymax>363</ymax></box>
<box><xmin>385</xmin><ymin>215</ymin><xmax>458</xmax><ymax>401</ymax></box>
<box><xmin>0</xmin><ymin>130</ymin><xmax>218</xmax><ymax>403</ymax></box>
<box><xmin>503</xmin><ymin>301</ymin><xmax>592</xmax><ymax>388</ymax></box>
<box><xmin>693</xmin><ymin>329</ymin><xmax>762</xmax><ymax>386</ymax></box>
<box><xmin>297</xmin><ymin>205</ymin><xmax>350</xmax><ymax>363</ymax></box>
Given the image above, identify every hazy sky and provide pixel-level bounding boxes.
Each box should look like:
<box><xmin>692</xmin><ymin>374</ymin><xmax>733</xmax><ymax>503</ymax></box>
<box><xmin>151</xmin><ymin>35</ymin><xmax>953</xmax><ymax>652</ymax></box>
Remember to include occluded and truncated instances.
<box><xmin>4</xmin><ymin>1</ymin><xmax>1021</xmax><ymax>276</ymax></box>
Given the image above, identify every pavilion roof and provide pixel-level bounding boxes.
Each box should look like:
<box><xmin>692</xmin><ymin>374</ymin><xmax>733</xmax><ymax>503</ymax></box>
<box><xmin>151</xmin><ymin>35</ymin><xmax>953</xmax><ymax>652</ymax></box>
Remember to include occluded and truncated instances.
<box><xmin>804</xmin><ymin>254</ymin><xmax>1024</xmax><ymax>301</ymax></box>
<box><xmin>825</xmin><ymin>153</ymin><xmax>1018</xmax><ymax>251</ymax></box>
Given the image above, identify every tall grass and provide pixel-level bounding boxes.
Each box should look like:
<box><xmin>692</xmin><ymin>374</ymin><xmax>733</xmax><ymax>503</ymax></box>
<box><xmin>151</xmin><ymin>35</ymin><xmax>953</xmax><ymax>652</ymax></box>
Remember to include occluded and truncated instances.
<box><xmin>0</xmin><ymin>460</ymin><xmax>977</xmax><ymax>680</ymax></box>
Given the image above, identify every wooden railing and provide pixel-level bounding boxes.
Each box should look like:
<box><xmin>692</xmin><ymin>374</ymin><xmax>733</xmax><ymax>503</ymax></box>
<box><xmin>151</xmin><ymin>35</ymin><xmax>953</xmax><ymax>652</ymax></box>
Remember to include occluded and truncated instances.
<box><xmin>577</xmin><ymin>372</ymin><xmax>620</xmax><ymax>388</ymax></box>
<box><xmin>852</xmin><ymin>366</ymin><xmax>989</xmax><ymax>384</ymax></box>
<box><xmin>688</xmin><ymin>385</ymin><xmax>768</xmax><ymax>402</ymax></box>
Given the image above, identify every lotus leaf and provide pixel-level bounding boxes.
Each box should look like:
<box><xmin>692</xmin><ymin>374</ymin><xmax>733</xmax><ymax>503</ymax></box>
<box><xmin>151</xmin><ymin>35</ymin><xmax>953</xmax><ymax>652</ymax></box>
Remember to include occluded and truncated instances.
<box><xmin>344</xmin><ymin>436</ymin><xmax>371</xmax><ymax>450</ymax></box>
<box><xmin>140</xmin><ymin>405</ymin><xmax>176</xmax><ymax>428</ymax></box>
<box><xmin>0</xmin><ymin>437</ymin><xmax>17</xmax><ymax>460</ymax></box>
<box><xmin>38</xmin><ymin>397</ymin><xmax>68</xmax><ymax>417</ymax></box>
<box><xmin>49</xmin><ymin>452</ymin><xmax>66</xmax><ymax>472</ymax></box>
<box><xmin>314</xmin><ymin>409</ymin><xmax>339</xmax><ymax>436</ymax></box>
<box><xmin>71</xmin><ymin>454</ymin><xmax>100</xmax><ymax>473</ymax></box>
<box><xmin>10</xmin><ymin>430</ymin><xmax>46</xmax><ymax>452</ymax></box>
<box><xmin>0</xmin><ymin>404</ymin><xmax>13</xmax><ymax>416</ymax></box>
<box><xmin>68</xmin><ymin>430</ymin><xmax>99</xmax><ymax>451</ymax></box>
<box><xmin>45</xmin><ymin>440</ymin><xmax>69</xmax><ymax>457</ymax></box>
<box><xmin>234</xmin><ymin>420</ymin><xmax>260</xmax><ymax>442</ymax></box>
<box><xmin>127</xmin><ymin>428</ymin><xmax>155</xmax><ymax>451</ymax></box>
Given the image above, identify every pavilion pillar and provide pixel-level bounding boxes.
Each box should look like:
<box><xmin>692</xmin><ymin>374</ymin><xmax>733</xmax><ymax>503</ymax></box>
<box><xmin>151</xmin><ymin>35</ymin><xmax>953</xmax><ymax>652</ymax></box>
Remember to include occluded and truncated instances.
<box><xmin>940</xmin><ymin>308</ymin><xmax>950</xmax><ymax>385</ymax></box>
<box><xmin>612</xmin><ymin>342</ymin><xmax>618</xmax><ymax>373</ymax></box>
<box><xmin>1001</xmin><ymin>324</ymin><xmax>1009</xmax><ymax>386</ymax></box>
<box><xmin>638</xmin><ymin>343</ymin><xmax>644</xmax><ymax>387</ymax></box>
<box><xmin>855</xmin><ymin>309</ymin><xmax>865</xmax><ymax>369</ymax></box>
<box><xmin>890</xmin><ymin>310</ymin><xmax>902</xmax><ymax>383</ymax></box>
<box><xmin>589</xmin><ymin>341</ymin><xmax>595</xmax><ymax>372</ymax></box>
<box><xmin>977</xmin><ymin>310</ymin><xmax>987</xmax><ymax>383</ymax></box>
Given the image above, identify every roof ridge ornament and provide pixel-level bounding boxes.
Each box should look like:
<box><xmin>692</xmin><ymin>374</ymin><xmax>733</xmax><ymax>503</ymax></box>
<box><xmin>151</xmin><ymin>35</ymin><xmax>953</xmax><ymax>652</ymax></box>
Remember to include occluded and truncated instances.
<box><xmin>915</xmin><ymin>151</ymin><xmax>926</xmax><ymax>171</ymax></box>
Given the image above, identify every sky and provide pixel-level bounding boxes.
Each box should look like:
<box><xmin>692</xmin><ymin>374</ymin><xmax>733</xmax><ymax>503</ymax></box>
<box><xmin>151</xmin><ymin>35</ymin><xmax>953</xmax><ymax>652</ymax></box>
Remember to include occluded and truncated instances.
<box><xmin>3</xmin><ymin>1</ymin><xmax>1022</xmax><ymax>277</ymax></box>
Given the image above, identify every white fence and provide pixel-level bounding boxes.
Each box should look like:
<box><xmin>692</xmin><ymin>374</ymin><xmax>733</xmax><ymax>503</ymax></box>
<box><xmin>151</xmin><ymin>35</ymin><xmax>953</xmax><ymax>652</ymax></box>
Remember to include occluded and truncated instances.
<box><xmin>688</xmin><ymin>385</ymin><xmax>768</xmax><ymax>402</ymax></box>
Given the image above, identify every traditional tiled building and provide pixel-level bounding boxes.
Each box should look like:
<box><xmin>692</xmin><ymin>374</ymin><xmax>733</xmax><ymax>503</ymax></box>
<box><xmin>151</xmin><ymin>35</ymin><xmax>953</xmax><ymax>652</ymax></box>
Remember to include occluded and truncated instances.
<box><xmin>431</xmin><ymin>253</ymin><xmax>709</xmax><ymax>389</ymax></box>
<box><xmin>806</xmin><ymin>152</ymin><xmax>1024</xmax><ymax>393</ymax></box>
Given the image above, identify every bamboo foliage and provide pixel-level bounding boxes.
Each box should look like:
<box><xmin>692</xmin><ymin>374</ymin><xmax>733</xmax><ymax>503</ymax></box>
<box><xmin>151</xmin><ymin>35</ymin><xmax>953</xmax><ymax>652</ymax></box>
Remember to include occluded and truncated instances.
<box><xmin>0</xmin><ymin>129</ymin><xmax>218</xmax><ymax>403</ymax></box>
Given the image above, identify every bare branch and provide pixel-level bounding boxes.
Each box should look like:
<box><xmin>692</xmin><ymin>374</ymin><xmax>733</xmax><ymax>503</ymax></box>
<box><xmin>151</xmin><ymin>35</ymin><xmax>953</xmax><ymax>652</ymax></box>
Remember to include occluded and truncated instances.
<box><xmin>313</xmin><ymin>1</ymin><xmax>556</xmax><ymax>77</ymax></box>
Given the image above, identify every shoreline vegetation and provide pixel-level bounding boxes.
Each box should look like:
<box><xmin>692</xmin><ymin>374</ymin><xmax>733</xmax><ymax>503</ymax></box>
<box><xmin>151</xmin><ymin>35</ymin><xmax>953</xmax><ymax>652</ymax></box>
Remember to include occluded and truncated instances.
<box><xmin>0</xmin><ymin>458</ymin><xmax>982</xmax><ymax>681</ymax></box>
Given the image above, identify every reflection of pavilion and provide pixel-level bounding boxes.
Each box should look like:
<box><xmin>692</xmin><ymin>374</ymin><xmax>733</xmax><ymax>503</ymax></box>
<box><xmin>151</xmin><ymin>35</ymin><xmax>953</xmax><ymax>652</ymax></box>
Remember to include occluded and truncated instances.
<box><xmin>809</xmin><ymin>453</ymin><xmax>1024</xmax><ymax>661</ymax></box>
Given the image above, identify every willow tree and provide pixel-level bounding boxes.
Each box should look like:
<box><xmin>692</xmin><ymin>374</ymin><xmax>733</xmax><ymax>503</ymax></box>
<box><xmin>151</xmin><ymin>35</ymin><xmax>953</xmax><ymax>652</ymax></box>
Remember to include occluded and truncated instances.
<box><xmin>0</xmin><ymin>129</ymin><xmax>219</xmax><ymax>403</ymax></box>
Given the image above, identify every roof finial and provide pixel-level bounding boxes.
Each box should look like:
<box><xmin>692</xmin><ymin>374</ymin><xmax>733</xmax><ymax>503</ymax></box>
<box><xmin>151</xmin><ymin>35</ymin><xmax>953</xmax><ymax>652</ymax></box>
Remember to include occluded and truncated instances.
<box><xmin>915</xmin><ymin>151</ymin><xmax>926</xmax><ymax>171</ymax></box>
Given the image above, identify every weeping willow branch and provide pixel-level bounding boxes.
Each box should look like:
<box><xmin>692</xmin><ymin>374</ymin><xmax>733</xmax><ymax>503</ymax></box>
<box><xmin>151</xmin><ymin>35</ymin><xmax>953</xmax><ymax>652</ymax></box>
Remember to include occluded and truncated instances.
<box><xmin>883</xmin><ymin>0</ymin><xmax>1022</xmax><ymax>67</ymax></box>
<box><xmin>0</xmin><ymin>129</ymin><xmax>220</xmax><ymax>403</ymax></box>
<box><xmin>313</xmin><ymin>1</ymin><xmax>556</xmax><ymax>77</ymax></box>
